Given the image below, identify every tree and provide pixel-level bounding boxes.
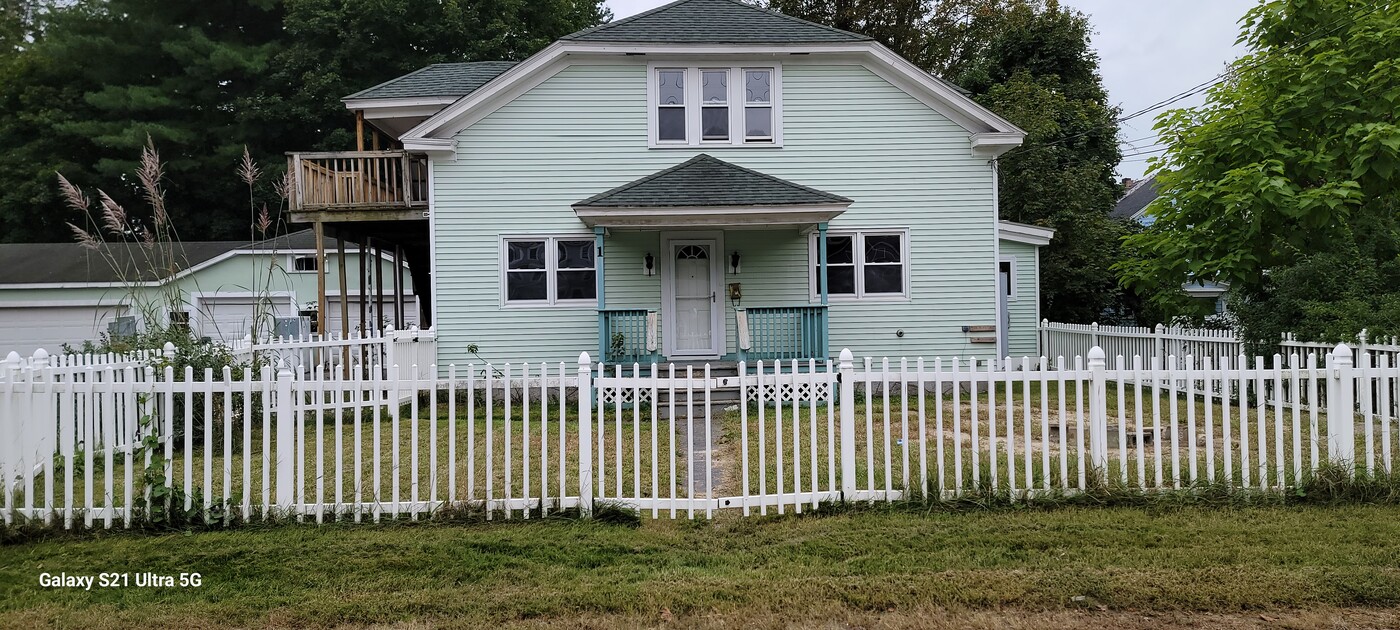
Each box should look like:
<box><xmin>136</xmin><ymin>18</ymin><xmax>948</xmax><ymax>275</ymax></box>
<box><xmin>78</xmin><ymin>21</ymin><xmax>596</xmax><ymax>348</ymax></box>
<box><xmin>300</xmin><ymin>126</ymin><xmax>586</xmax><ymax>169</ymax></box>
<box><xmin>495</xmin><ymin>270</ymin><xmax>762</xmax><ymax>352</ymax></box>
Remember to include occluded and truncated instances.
<box><xmin>765</xmin><ymin>0</ymin><xmax>933</xmax><ymax>66</ymax></box>
<box><xmin>959</xmin><ymin>2</ymin><xmax>1124</xmax><ymax>323</ymax></box>
<box><xmin>768</xmin><ymin>0</ymin><xmax>1126</xmax><ymax>323</ymax></box>
<box><xmin>1117</xmin><ymin>0</ymin><xmax>1400</xmax><ymax>342</ymax></box>
<box><xmin>258</xmin><ymin>0</ymin><xmax>610</xmax><ymax>154</ymax></box>
<box><xmin>0</xmin><ymin>0</ymin><xmax>287</xmax><ymax>243</ymax></box>
<box><xmin>0</xmin><ymin>0</ymin><xmax>610</xmax><ymax>243</ymax></box>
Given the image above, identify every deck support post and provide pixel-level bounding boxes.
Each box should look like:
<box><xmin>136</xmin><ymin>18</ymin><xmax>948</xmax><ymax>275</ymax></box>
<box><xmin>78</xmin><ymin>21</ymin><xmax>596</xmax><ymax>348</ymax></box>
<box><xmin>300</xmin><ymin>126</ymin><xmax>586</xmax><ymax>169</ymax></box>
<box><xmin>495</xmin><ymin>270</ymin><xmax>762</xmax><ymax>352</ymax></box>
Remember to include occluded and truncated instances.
<box><xmin>374</xmin><ymin>239</ymin><xmax>384</xmax><ymax>335</ymax></box>
<box><xmin>393</xmin><ymin>245</ymin><xmax>405</xmax><ymax>329</ymax></box>
<box><xmin>314</xmin><ymin>222</ymin><xmax>328</xmax><ymax>340</ymax></box>
<box><xmin>355</xmin><ymin>111</ymin><xmax>365</xmax><ymax>152</ymax></box>
<box><xmin>336</xmin><ymin>227</ymin><xmax>350</xmax><ymax>378</ymax></box>
<box><xmin>359</xmin><ymin>240</ymin><xmax>368</xmax><ymax>337</ymax></box>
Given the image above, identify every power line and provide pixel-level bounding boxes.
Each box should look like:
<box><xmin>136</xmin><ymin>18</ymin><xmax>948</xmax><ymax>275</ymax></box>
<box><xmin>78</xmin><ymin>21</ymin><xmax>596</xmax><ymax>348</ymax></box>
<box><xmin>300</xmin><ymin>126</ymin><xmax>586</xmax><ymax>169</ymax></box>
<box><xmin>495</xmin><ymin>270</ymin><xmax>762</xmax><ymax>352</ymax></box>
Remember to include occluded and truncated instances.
<box><xmin>1002</xmin><ymin>4</ymin><xmax>1392</xmax><ymax>158</ymax></box>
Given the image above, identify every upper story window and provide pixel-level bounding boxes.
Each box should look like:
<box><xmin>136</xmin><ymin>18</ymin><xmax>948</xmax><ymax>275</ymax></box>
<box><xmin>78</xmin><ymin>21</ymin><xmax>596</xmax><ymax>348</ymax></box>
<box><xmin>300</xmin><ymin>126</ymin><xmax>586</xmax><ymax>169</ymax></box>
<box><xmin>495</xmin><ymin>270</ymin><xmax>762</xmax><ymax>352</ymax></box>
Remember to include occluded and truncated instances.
<box><xmin>649</xmin><ymin>65</ymin><xmax>781</xmax><ymax>148</ymax></box>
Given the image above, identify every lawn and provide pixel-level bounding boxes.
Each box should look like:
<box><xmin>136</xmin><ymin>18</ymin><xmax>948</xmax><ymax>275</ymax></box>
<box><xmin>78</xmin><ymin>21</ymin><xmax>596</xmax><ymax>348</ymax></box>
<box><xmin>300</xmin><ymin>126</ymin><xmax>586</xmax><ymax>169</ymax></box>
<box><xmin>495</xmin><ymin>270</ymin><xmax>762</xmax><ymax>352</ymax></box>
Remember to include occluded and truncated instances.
<box><xmin>2</xmin><ymin>504</ymin><xmax>1400</xmax><ymax>628</ymax></box>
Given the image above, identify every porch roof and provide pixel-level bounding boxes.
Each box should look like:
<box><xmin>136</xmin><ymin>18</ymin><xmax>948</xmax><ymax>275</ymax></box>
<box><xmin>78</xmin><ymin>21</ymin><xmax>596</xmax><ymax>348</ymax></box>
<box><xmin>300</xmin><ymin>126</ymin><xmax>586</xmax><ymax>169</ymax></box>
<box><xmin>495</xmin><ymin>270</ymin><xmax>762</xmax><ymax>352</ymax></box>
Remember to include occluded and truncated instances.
<box><xmin>573</xmin><ymin>154</ymin><xmax>852</xmax><ymax>228</ymax></box>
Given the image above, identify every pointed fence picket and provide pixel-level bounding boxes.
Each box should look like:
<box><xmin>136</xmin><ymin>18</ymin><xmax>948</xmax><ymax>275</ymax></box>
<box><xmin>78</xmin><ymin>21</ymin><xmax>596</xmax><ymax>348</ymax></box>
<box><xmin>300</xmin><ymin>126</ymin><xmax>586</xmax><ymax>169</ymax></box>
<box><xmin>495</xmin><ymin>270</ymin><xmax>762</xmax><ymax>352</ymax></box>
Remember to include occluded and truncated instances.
<box><xmin>1</xmin><ymin>343</ymin><xmax>1397</xmax><ymax>528</ymax></box>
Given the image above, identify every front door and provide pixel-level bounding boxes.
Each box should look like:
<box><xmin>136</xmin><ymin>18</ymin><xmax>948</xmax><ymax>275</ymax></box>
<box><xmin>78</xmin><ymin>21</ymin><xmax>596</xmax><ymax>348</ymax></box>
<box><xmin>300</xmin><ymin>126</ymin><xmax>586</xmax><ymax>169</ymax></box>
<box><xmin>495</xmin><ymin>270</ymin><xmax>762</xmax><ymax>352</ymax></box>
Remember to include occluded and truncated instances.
<box><xmin>665</xmin><ymin>239</ymin><xmax>723</xmax><ymax>358</ymax></box>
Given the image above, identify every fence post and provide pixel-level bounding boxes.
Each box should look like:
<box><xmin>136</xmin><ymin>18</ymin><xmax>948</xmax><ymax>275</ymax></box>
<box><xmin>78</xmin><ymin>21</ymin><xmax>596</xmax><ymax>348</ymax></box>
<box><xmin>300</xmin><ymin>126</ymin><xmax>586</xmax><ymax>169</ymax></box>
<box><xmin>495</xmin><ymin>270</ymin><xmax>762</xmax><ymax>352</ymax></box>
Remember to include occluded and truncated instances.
<box><xmin>1153</xmin><ymin>324</ymin><xmax>1165</xmax><ymax>362</ymax></box>
<box><xmin>838</xmin><ymin>348</ymin><xmax>856</xmax><ymax>502</ymax></box>
<box><xmin>384</xmin><ymin>324</ymin><xmax>396</xmax><ymax>373</ymax></box>
<box><xmin>1039</xmin><ymin>319</ymin><xmax>1048</xmax><ymax>358</ymax></box>
<box><xmin>1088</xmin><ymin>346</ymin><xmax>1108</xmax><ymax>483</ymax></box>
<box><xmin>1326</xmin><ymin>343</ymin><xmax>1356</xmax><ymax>473</ymax></box>
<box><xmin>1090</xmin><ymin>322</ymin><xmax>1100</xmax><ymax>351</ymax></box>
<box><xmin>577</xmin><ymin>352</ymin><xmax>593</xmax><ymax>517</ymax></box>
<box><xmin>275</xmin><ymin>362</ymin><xmax>295</xmax><ymax>512</ymax></box>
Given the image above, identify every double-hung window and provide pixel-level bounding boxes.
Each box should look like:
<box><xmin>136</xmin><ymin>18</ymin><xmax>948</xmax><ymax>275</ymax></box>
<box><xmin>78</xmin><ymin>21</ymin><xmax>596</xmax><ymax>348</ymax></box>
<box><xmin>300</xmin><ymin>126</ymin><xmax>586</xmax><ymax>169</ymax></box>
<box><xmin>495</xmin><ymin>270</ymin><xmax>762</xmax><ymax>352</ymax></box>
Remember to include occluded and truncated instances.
<box><xmin>503</xmin><ymin>237</ymin><xmax>597</xmax><ymax>306</ymax></box>
<box><xmin>650</xmin><ymin>65</ymin><xmax>781</xmax><ymax>147</ymax></box>
<box><xmin>810</xmin><ymin>230</ymin><xmax>909</xmax><ymax>300</ymax></box>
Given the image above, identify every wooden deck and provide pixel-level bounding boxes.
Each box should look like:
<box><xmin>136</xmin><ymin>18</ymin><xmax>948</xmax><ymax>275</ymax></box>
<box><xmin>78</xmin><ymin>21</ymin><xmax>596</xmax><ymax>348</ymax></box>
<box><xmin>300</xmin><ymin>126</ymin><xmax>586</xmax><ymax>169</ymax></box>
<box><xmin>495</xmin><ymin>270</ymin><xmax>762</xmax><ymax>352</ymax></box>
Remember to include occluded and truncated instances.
<box><xmin>287</xmin><ymin>150</ymin><xmax>428</xmax><ymax>222</ymax></box>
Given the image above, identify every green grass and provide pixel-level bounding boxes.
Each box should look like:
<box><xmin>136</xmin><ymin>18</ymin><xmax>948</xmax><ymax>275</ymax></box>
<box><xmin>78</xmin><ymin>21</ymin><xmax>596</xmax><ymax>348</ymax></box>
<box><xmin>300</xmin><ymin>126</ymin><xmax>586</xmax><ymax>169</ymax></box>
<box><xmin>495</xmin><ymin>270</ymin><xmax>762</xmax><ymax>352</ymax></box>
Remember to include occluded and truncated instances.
<box><xmin>3</xmin><ymin>503</ymin><xmax>1400</xmax><ymax>628</ymax></box>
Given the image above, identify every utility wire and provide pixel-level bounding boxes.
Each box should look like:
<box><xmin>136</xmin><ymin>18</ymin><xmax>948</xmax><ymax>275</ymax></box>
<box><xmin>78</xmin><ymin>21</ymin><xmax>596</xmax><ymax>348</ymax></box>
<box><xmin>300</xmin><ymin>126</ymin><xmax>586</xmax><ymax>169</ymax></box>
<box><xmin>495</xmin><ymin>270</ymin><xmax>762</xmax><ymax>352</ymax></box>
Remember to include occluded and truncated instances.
<box><xmin>1001</xmin><ymin>4</ymin><xmax>1392</xmax><ymax>159</ymax></box>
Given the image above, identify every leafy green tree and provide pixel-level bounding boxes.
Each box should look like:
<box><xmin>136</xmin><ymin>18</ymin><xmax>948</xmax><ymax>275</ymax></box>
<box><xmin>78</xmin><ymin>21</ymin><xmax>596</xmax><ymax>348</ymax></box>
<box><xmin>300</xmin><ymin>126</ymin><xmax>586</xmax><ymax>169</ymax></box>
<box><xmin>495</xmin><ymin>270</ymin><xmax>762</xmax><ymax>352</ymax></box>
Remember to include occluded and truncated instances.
<box><xmin>765</xmin><ymin>0</ymin><xmax>932</xmax><ymax>65</ymax></box>
<box><xmin>769</xmin><ymin>0</ymin><xmax>1126</xmax><ymax>323</ymax></box>
<box><xmin>0</xmin><ymin>0</ymin><xmax>609</xmax><ymax>243</ymax></box>
<box><xmin>1118</xmin><ymin>0</ymin><xmax>1400</xmax><ymax>342</ymax></box>
<box><xmin>261</xmin><ymin>0</ymin><xmax>610</xmax><ymax>153</ymax></box>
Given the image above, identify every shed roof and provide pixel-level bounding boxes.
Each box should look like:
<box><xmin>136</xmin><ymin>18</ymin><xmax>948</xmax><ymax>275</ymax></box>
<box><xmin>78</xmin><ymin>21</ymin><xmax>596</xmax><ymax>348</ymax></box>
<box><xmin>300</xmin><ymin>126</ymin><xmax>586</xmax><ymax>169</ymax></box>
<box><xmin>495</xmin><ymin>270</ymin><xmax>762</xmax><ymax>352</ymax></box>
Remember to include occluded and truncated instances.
<box><xmin>0</xmin><ymin>230</ymin><xmax>335</xmax><ymax>286</ymax></box>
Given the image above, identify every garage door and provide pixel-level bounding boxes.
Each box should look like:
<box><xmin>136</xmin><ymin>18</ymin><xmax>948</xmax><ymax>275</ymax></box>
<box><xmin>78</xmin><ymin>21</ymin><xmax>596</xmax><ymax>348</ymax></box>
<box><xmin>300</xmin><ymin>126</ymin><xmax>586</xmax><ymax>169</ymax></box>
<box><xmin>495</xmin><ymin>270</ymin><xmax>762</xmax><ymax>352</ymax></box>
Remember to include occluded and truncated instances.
<box><xmin>324</xmin><ymin>296</ymin><xmax>420</xmax><ymax>337</ymax></box>
<box><xmin>0</xmin><ymin>305</ymin><xmax>130</xmax><ymax>356</ymax></box>
<box><xmin>197</xmin><ymin>297</ymin><xmax>290</xmax><ymax>343</ymax></box>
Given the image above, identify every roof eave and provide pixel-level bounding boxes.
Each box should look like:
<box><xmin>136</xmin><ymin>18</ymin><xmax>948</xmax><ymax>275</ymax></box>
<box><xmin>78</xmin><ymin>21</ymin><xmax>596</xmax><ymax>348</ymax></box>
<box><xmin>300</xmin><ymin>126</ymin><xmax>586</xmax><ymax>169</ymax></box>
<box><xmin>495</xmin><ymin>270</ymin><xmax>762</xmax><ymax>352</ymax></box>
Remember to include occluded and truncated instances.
<box><xmin>403</xmin><ymin>40</ymin><xmax>1024</xmax><ymax>142</ymax></box>
<box><xmin>573</xmin><ymin>202</ymin><xmax>851</xmax><ymax>229</ymax></box>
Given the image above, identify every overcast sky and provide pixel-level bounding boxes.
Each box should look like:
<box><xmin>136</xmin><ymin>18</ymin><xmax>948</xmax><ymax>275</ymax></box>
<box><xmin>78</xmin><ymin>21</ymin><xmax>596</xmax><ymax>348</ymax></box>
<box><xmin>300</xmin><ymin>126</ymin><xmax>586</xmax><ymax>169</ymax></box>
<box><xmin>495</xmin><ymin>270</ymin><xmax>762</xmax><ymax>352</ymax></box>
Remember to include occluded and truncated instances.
<box><xmin>605</xmin><ymin>0</ymin><xmax>1258</xmax><ymax>180</ymax></box>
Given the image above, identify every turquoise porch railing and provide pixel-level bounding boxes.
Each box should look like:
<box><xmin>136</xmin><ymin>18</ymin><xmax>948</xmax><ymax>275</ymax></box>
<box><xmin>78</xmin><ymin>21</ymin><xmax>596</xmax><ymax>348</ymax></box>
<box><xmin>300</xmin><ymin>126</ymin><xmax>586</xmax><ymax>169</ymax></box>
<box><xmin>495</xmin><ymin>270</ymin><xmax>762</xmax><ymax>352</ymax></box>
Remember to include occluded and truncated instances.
<box><xmin>737</xmin><ymin>306</ymin><xmax>829</xmax><ymax>362</ymax></box>
<box><xmin>599</xmin><ymin>309</ymin><xmax>659</xmax><ymax>365</ymax></box>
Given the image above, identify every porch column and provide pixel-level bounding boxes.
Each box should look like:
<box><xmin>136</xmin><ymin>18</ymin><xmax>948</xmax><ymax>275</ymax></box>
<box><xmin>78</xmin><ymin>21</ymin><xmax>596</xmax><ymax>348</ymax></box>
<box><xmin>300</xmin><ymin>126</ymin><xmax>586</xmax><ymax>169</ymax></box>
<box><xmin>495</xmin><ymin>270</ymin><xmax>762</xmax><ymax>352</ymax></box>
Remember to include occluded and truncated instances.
<box><xmin>595</xmin><ymin>226</ymin><xmax>606</xmax><ymax>362</ymax></box>
<box><xmin>818</xmin><ymin>222</ymin><xmax>830</xmax><ymax>358</ymax></box>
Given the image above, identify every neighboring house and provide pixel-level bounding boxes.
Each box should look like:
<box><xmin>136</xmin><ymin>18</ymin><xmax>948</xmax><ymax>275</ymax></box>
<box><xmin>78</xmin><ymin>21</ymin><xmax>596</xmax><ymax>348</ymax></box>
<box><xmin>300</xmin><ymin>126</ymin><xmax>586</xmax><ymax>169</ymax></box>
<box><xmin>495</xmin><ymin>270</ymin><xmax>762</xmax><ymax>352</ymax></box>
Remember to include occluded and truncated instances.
<box><xmin>285</xmin><ymin>0</ymin><xmax>1056</xmax><ymax>366</ymax></box>
<box><xmin>0</xmin><ymin>230</ymin><xmax>416</xmax><ymax>355</ymax></box>
<box><xmin>1112</xmin><ymin>175</ymin><xmax>1229</xmax><ymax>314</ymax></box>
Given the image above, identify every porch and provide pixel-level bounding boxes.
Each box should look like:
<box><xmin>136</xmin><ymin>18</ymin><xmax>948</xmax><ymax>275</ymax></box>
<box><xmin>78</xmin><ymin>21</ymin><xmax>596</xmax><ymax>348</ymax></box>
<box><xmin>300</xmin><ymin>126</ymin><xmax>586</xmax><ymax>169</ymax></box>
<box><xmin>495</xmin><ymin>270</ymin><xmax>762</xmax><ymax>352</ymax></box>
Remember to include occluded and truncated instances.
<box><xmin>574</xmin><ymin>155</ymin><xmax>851</xmax><ymax>366</ymax></box>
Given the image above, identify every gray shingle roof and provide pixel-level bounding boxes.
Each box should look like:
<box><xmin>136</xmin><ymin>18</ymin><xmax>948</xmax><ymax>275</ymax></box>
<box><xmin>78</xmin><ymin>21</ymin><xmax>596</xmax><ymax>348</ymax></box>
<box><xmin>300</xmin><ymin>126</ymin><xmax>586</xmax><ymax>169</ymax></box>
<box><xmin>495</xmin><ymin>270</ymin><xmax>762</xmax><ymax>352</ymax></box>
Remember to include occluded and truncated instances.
<box><xmin>1111</xmin><ymin>175</ymin><xmax>1158</xmax><ymax>220</ymax></box>
<box><xmin>562</xmin><ymin>0</ymin><xmax>871</xmax><ymax>44</ymax></box>
<box><xmin>575</xmin><ymin>154</ymin><xmax>852</xmax><ymax>208</ymax></box>
<box><xmin>0</xmin><ymin>230</ymin><xmax>336</xmax><ymax>285</ymax></box>
<box><xmin>343</xmin><ymin>61</ymin><xmax>518</xmax><ymax>101</ymax></box>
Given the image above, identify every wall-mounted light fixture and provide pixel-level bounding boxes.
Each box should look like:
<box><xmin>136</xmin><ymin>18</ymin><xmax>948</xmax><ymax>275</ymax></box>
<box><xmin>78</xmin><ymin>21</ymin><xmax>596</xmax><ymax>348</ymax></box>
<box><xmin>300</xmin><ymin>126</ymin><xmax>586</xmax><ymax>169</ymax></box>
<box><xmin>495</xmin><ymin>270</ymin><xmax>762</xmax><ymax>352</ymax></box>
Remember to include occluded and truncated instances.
<box><xmin>729</xmin><ymin>251</ymin><xmax>742</xmax><ymax>274</ymax></box>
<box><xmin>644</xmin><ymin>252</ymin><xmax>655</xmax><ymax>277</ymax></box>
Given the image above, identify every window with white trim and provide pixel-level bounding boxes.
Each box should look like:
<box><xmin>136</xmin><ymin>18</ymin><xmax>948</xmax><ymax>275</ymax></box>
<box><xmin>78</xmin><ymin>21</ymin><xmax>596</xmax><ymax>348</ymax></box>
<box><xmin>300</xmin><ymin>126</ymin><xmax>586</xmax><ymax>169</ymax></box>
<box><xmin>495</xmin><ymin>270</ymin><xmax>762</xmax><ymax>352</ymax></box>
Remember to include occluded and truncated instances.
<box><xmin>999</xmin><ymin>258</ymin><xmax>1017</xmax><ymax>301</ymax></box>
<box><xmin>809</xmin><ymin>231</ymin><xmax>909</xmax><ymax>299</ymax></box>
<box><xmin>650</xmin><ymin>65</ymin><xmax>780</xmax><ymax>147</ymax></box>
<box><xmin>292</xmin><ymin>255</ymin><xmax>319</xmax><ymax>272</ymax></box>
<box><xmin>503</xmin><ymin>237</ymin><xmax>597</xmax><ymax>305</ymax></box>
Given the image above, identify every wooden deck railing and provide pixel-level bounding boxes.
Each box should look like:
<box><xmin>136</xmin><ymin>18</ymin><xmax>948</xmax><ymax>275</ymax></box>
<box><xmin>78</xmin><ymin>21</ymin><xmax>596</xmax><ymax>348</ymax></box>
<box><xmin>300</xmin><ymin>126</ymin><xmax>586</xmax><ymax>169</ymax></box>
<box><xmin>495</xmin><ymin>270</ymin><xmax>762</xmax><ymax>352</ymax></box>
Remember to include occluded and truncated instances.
<box><xmin>287</xmin><ymin>151</ymin><xmax>428</xmax><ymax>212</ymax></box>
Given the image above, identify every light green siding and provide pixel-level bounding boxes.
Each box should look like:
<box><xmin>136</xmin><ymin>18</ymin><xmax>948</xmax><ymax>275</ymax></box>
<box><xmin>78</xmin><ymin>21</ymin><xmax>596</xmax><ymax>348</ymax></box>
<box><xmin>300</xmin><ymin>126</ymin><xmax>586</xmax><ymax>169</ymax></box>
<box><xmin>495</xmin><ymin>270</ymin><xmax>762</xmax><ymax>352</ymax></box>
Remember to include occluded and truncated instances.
<box><xmin>999</xmin><ymin>239</ymin><xmax>1040</xmax><ymax>359</ymax></box>
<box><xmin>434</xmin><ymin>60</ymin><xmax>1000</xmax><ymax>365</ymax></box>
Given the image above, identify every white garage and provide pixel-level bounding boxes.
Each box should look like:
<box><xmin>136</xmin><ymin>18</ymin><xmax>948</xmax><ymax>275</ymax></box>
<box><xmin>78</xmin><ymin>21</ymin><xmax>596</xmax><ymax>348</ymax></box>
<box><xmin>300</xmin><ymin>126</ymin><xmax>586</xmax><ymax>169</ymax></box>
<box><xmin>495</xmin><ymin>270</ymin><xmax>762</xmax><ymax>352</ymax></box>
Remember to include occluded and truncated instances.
<box><xmin>195</xmin><ymin>296</ymin><xmax>294</xmax><ymax>344</ymax></box>
<box><xmin>0</xmin><ymin>304</ymin><xmax>131</xmax><ymax>356</ymax></box>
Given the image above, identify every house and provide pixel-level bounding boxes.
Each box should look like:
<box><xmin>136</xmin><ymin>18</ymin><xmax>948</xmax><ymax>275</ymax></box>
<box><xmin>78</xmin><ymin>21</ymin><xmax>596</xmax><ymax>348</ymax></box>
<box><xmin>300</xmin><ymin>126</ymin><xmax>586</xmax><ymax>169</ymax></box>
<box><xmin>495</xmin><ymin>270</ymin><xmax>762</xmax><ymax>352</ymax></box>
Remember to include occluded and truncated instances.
<box><xmin>0</xmin><ymin>230</ymin><xmax>416</xmax><ymax>355</ymax></box>
<box><xmin>285</xmin><ymin>0</ymin><xmax>1055</xmax><ymax>366</ymax></box>
<box><xmin>1112</xmin><ymin>175</ymin><xmax>1229</xmax><ymax>314</ymax></box>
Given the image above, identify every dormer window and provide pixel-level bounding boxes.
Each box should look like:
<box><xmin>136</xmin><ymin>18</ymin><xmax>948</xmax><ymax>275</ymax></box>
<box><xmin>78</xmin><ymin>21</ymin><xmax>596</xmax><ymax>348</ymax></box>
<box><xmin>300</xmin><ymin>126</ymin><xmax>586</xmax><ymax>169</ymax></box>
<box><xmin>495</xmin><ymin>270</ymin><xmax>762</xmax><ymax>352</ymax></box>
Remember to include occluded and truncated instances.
<box><xmin>649</xmin><ymin>64</ymin><xmax>781</xmax><ymax>148</ymax></box>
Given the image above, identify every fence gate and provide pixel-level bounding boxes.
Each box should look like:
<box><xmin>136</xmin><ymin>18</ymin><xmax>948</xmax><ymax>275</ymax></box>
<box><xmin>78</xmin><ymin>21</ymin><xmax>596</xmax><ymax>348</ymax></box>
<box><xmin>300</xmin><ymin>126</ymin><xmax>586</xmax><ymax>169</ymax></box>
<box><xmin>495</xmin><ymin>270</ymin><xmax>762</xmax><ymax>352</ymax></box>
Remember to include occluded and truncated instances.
<box><xmin>589</xmin><ymin>360</ymin><xmax>839</xmax><ymax>517</ymax></box>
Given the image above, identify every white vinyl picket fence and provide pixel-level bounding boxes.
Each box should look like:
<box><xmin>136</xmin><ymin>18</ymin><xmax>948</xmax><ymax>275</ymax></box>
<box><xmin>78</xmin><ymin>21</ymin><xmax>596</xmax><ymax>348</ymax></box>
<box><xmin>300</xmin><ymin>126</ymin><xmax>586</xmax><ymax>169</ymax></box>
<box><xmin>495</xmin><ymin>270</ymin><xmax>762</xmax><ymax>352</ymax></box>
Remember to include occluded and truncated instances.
<box><xmin>229</xmin><ymin>325</ymin><xmax>438</xmax><ymax>380</ymax></box>
<box><xmin>2</xmin><ymin>344</ymin><xmax>1397</xmax><ymax>529</ymax></box>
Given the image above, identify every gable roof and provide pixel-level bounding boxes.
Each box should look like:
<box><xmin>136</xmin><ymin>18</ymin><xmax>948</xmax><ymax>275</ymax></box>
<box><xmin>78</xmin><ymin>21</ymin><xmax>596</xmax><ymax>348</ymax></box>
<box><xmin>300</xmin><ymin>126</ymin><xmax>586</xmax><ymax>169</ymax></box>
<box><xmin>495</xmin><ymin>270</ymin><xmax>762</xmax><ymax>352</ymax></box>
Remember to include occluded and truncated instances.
<box><xmin>1111</xmin><ymin>175</ymin><xmax>1158</xmax><ymax>220</ymax></box>
<box><xmin>574</xmin><ymin>154</ymin><xmax>851</xmax><ymax>208</ymax></box>
<box><xmin>0</xmin><ymin>230</ymin><xmax>338</xmax><ymax>286</ymax></box>
<box><xmin>562</xmin><ymin>0</ymin><xmax>871</xmax><ymax>44</ymax></box>
<box><xmin>344</xmin><ymin>61</ymin><xmax>518</xmax><ymax>101</ymax></box>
